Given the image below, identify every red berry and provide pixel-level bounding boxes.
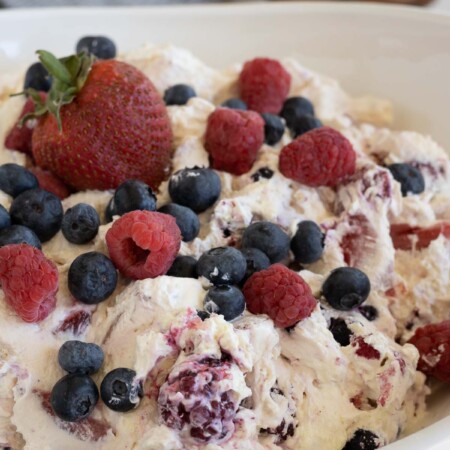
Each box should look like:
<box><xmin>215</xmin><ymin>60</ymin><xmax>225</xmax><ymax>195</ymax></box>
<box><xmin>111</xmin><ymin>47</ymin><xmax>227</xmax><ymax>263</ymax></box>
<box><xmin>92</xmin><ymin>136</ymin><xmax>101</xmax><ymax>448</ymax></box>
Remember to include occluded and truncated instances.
<box><xmin>408</xmin><ymin>320</ymin><xmax>450</xmax><ymax>383</ymax></box>
<box><xmin>242</xmin><ymin>263</ymin><xmax>316</xmax><ymax>328</ymax></box>
<box><xmin>29</xmin><ymin>166</ymin><xmax>71</xmax><ymax>200</ymax></box>
<box><xmin>0</xmin><ymin>244</ymin><xmax>58</xmax><ymax>323</ymax></box>
<box><xmin>105</xmin><ymin>210</ymin><xmax>181</xmax><ymax>280</ymax></box>
<box><xmin>279</xmin><ymin>127</ymin><xmax>356</xmax><ymax>187</ymax></box>
<box><xmin>204</xmin><ymin>108</ymin><xmax>264</xmax><ymax>175</ymax></box>
<box><xmin>351</xmin><ymin>336</ymin><xmax>381</xmax><ymax>360</ymax></box>
<box><xmin>239</xmin><ymin>58</ymin><xmax>291</xmax><ymax>114</ymax></box>
<box><xmin>390</xmin><ymin>222</ymin><xmax>450</xmax><ymax>251</ymax></box>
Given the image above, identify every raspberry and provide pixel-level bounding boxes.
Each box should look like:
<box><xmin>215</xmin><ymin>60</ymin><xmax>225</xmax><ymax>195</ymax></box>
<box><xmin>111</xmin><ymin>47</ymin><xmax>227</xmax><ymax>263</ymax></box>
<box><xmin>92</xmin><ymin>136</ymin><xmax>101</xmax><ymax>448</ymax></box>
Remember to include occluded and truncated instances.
<box><xmin>279</xmin><ymin>127</ymin><xmax>356</xmax><ymax>187</ymax></box>
<box><xmin>105</xmin><ymin>210</ymin><xmax>181</xmax><ymax>280</ymax></box>
<box><xmin>242</xmin><ymin>264</ymin><xmax>316</xmax><ymax>328</ymax></box>
<box><xmin>408</xmin><ymin>320</ymin><xmax>450</xmax><ymax>383</ymax></box>
<box><xmin>238</xmin><ymin>58</ymin><xmax>291</xmax><ymax>114</ymax></box>
<box><xmin>29</xmin><ymin>167</ymin><xmax>71</xmax><ymax>200</ymax></box>
<box><xmin>390</xmin><ymin>222</ymin><xmax>450</xmax><ymax>251</ymax></box>
<box><xmin>351</xmin><ymin>336</ymin><xmax>381</xmax><ymax>360</ymax></box>
<box><xmin>204</xmin><ymin>108</ymin><xmax>264</xmax><ymax>175</ymax></box>
<box><xmin>0</xmin><ymin>244</ymin><xmax>58</xmax><ymax>322</ymax></box>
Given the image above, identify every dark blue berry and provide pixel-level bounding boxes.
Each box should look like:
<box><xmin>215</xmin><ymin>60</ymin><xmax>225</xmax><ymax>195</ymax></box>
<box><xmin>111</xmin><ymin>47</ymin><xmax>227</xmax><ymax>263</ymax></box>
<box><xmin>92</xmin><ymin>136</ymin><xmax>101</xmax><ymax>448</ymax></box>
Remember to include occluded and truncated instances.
<box><xmin>100</xmin><ymin>368</ymin><xmax>143</xmax><ymax>412</ymax></box>
<box><xmin>0</xmin><ymin>164</ymin><xmax>38</xmax><ymax>198</ymax></box>
<box><xmin>240</xmin><ymin>247</ymin><xmax>270</xmax><ymax>282</ymax></box>
<box><xmin>113</xmin><ymin>180</ymin><xmax>156</xmax><ymax>216</ymax></box>
<box><xmin>163</xmin><ymin>84</ymin><xmax>196</xmax><ymax>106</ymax></box>
<box><xmin>0</xmin><ymin>225</ymin><xmax>41</xmax><ymax>249</ymax></box>
<box><xmin>10</xmin><ymin>188</ymin><xmax>63</xmax><ymax>242</ymax></box>
<box><xmin>197</xmin><ymin>246</ymin><xmax>246</xmax><ymax>285</ymax></box>
<box><xmin>251</xmin><ymin>167</ymin><xmax>274</xmax><ymax>182</ymax></box>
<box><xmin>24</xmin><ymin>62</ymin><xmax>51</xmax><ymax>92</ymax></box>
<box><xmin>105</xmin><ymin>197</ymin><xmax>116</xmax><ymax>223</ymax></box>
<box><xmin>280</xmin><ymin>96</ymin><xmax>315</xmax><ymax>129</ymax></box>
<box><xmin>76</xmin><ymin>36</ymin><xmax>116</xmax><ymax>59</ymax></box>
<box><xmin>169</xmin><ymin>167</ymin><xmax>221</xmax><ymax>213</ymax></box>
<box><xmin>68</xmin><ymin>252</ymin><xmax>117</xmax><ymax>305</ymax></box>
<box><xmin>58</xmin><ymin>340</ymin><xmax>104</xmax><ymax>375</ymax></box>
<box><xmin>0</xmin><ymin>205</ymin><xmax>11</xmax><ymax>231</ymax></box>
<box><xmin>167</xmin><ymin>255</ymin><xmax>198</xmax><ymax>278</ymax></box>
<box><xmin>158</xmin><ymin>203</ymin><xmax>200</xmax><ymax>242</ymax></box>
<box><xmin>342</xmin><ymin>429</ymin><xmax>380</xmax><ymax>450</ymax></box>
<box><xmin>197</xmin><ymin>310</ymin><xmax>210</xmax><ymax>321</ymax></box>
<box><xmin>290</xmin><ymin>114</ymin><xmax>323</xmax><ymax>138</ymax></box>
<box><xmin>290</xmin><ymin>220</ymin><xmax>324</xmax><ymax>264</ymax></box>
<box><xmin>61</xmin><ymin>203</ymin><xmax>100</xmax><ymax>245</ymax></box>
<box><xmin>204</xmin><ymin>285</ymin><xmax>245</xmax><ymax>321</ymax></box>
<box><xmin>322</xmin><ymin>267</ymin><xmax>371</xmax><ymax>311</ymax></box>
<box><xmin>329</xmin><ymin>318</ymin><xmax>353</xmax><ymax>346</ymax></box>
<box><xmin>387</xmin><ymin>163</ymin><xmax>425</xmax><ymax>196</ymax></box>
<box><xmin>50</xmin><ymin>373</ymin><xmax>99</xmax><ymax>422</ymax></box>
<box><xmin>261</xmin><ymin>113</ymin><xmax>285</xmax><ymax>145</ymax></box>
<box><xmin>221</xmin><ymin>98</ymin><xmax>247</xmax><ymax>110</ymax></box>
<box><xmin>358</xmin><ymin>305</ymin><xmax>378</xmax><ymax>321</ymax></box>
<box><xmin>241</xmin><ymin>221</ymin><xmax>290</xmax><ymax>263</ymax></box>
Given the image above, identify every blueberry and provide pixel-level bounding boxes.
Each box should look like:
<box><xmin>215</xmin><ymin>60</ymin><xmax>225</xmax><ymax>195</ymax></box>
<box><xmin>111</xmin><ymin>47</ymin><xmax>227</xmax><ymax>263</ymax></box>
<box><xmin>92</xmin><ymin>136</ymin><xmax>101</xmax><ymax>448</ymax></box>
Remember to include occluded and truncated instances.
<box><xmin>24</xmin><ymin>62</ymin><xmax>52</xmax><ymax>92</ymax></box>
<box><xmin>158</xmin><ymin>203</ymin><xmax>200</xmax><ymax>242</ymax></box>
<box><xmin>50</xmin><ymin>373</ymin><xmax>99</xmax><ymax>422</ymax></box>
<box><xmin>197</xmin><ymin>310</ymin><xmax>211</xmax><ymax>321</ymax></box>
<box><xmin>0</xmin><ymin>164</ymin><xmax>38</xmax><ymax>198</ymax></box>
<box><xmin>329</xmin><ymin>318</ymin><xmax>353</xmax><ymax>346</ymax></box>
<box><xmin>241</xmin><ymin>221</ymin><xmax>290</xmax><ymax>263</ymax></box>
<box><xmin>169</xmin><ymin>167</ymin><xmax>221</xmax><ymax>213</ymax></box>
<box><xmin>197</xmin><ymin>247</ymin><xmax>246</xmax><ymax>285</ymax></box>
<box><xmin>280</xmin><ymin>96</ymin><xmax>315</xmax><ymax>129</ymax></box>
<box><xmin>204</xmin><ymin>285</ymin><xmax>245</xmax><ymax>321</ymax></box>
<box><xmin>167</xmin><ymin>255</ymin><xmax>198</xmax><ymax>278</ymax></box>
<box><xmin>261</xmin><ymin>113</ymin><xmax>285</xmax><ymax>145</ymax></box>
<box><xmin>10</xmin><ymin>188</ymin><xmax>63</xmax><ymax>242</ymax></box>
<box><xmin>0</xmin><ymin>205</ymin><xmax>11</xmax><ymax>231</ymax></box>
<box><xmin>221</xmin><ymin>98</ymin><xmax>247</xmax><ymax>110</ymax></box>
<box><xmin>163</xmin><ymin>84</ymin><xmax>196</xmax><ymax>106</ymax></box>
<box><xmin>251</xmin><ymin>167</ymin><xmax>274</xmax><ymax>182</ymax></box>
<box><xmin>342</xmin><ymin>429</ymin><xmax>380</xmax><ymax>450</ymax></box>
<box><xmin>76</xmin><ymin>36</ymin><xmax>116</xmax><ymax>59</ymax></box>
<box><xmin>0</xmin><ymin>225</ymin><xmax>41</xmax><ymax>249</ymax></box>
<box><xmin>113</xmin><ymin>180</ymin><xmax>157</xmax><ymax>216</ymax></box>
<box><xmin>387</xmin><ymin>163</ymin><xmax>425</xmax><ymax>196</ymax></box>
<box><xmin>61</xmin><ymin>203</ymin><xmax>100</xmax><ymax>245</ymax></box>
<box><xmin>290</xmin><ymin>220</ymin><xmax>324</xmax><ymax>264</ymax></box>
<box><xmin>58</xmin><ymin>340</ymin><xmax>104</xmax><ymax>375</ymax></box>
<box><xmin>240</xmin><ymin>247</ymin><xmax>270</xmax><ymax>283</ymax></box>
<box><xmin>100</xmin><ymin>368</ymin><xmax>143</xmax><ymax>412</ymax></box>
<box><xmin>68</xmin><ymin>252</ymin><xmax>118</xmax><ymax>305</ymax></box>
<box><xmin>322</xmin><ymin>267</ymin><xmax>371</xmax><ymax>311</ymax></box>
<box><xmin>104</xmin><ymin>197</ymin><xmax>116</xmax><ymax>223</ymax></box>
<box><xmin>290</xmin><ymin>114</ymin><xmax>323</xmax><ymax>138</ymax></box>
<box><xmin>358</xmin><ymin>305</ymin><xmax>378</xmax><ymax>321</ymax></box>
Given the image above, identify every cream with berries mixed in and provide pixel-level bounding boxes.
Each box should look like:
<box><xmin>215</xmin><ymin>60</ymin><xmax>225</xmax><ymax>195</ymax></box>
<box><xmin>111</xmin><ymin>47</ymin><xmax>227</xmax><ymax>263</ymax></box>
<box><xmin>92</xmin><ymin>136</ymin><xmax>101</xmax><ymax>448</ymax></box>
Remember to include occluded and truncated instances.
<box><xmin>1</xmin><ymin>42</ymin><xmax>450</xmax><ymax>450</ymax></box>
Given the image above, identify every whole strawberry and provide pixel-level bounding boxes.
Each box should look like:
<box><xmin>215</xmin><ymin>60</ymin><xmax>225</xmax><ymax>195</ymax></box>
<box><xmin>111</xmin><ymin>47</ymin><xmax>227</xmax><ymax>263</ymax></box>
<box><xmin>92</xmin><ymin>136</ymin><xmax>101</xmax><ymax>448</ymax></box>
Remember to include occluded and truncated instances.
<box><xmin>28</xmin><ymin>50</ymin><xmax>172</xmax><ymax>191</ymax></box>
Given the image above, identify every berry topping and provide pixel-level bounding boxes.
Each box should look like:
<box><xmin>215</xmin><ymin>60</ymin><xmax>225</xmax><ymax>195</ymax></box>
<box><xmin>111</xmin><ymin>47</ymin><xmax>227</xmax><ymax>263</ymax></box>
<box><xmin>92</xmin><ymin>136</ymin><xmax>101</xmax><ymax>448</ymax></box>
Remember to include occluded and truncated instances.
<box><xmin>387</xmin><ymin>163</ymin><xmax>425</xmax><ymax>196</ymax></box>
<box><xmin>221</xmin><ymin>98</ymin><xmax>247</xmax><ymax>110</ymax></box>
<box><xmin>358</xmin><ymin>305</ymin><xmax>378</xmax><ymax>322</ymax></box>
<box><xmin>243</xmin><ymin>264</ymin><xmax>316</xmax><ymax>328</ymax></box>
<box><xmin>238</xmin><ymin>58</ymin><xmax>291</xmax><ymax>114</ymax></box>
<box><xmin>329</xmin><ymin>318</ymin><xmax>353</xmax><ymax>346</ymax></box>
<box><xmin>0</xmin><ymin>244</ymin><xmax>58</xmax><ymax>322</ymax></box>
<box><xmin>390</xmin><ymin>222</ymin><xmax>450</xmax><ymax>251</ymax></box>
<box><xmin>0</xmin><ymin>224</ymin><xmax>41</xmax><ymax>249</ymax></box>
<box><xmin>0</xmin><ymin>163</ymin><xmax>38</xmax><ymax>197</ymax></box>
<box><xmin>322</xmin><ymin>267</ymin><xmax>371</xmax><ymax>311</ymax></box>
<box><xmin>261</xmin><ymin>112</ymin><xmax>285</xmax><ymax>145</ymax></box>
<box><xmin>204</xmin><ymin>285</ymin><xmax>245</xmax><ymax>321</ymax></box>
<box><xmin>251</xmin><ymin>166</ymin><xmax>274</xmax><ymax>182</ymax></box>
<box><xmin>163</xmin><ymin>84</ymin><xmax>197</xmax><ymax>106</ymax></box>
<box><xmin>197</xmin><ymin>310</ymin><xmax>211</xmax><ymax>321</ymax></box>
<box><xmin>205</xmin><ymin>108</ymin><xmax>264</xmax><ymax>175</ymax></box>
<box><xmin>158</xmin><ymin>203</ymin><xmax>200</xmax><ymax>242</ymax></box>
<box><xmin>100</xmin><ymin>368</ymin><xmax>143</xmax><ymax>412</ymax></box>
<box><xmin>23</xmin><ymin>61</ymin><xmax>51</xmax><ymax>92</ymax></box>
<box><xmin>197</xmin><ymin>246</ymin><xmax>247</xmax><ymax>285</ymax></box>
<box><xmin>158</xmin><ymin>355</ymin><xmax>240</xmax><ymax>444</ymax></box>
<box><xmin>241</xmin><ymin>221</ymin><xmax>290</xmax><ymax>263</ymax></box>
<box><xmin>10</xmin><ymin>188</ymin><xmax>63</xmax><ymax>242</ymax></box>
<box><xmin>0</xmin><ymin>205</ymin><xmax>11</xmax><ymax>231</ymax></box>
<box><xmin>29</xmin><ymin>167</ymin><xmax>71</xmax><ymax>200</ymax></box>
<box><xmin>290</xmin><ymin>220</ymin><xmax>324</xmax><ymax>264</ymax></box>
<box><xmin>352</xmin><ymin>336</ymin><xmax>381</xmax><ymax>360</ymax></box>
<box><xmin>68</xmin><ymin>252</ymin><xmax>117</xmax><ymax>305</ymax></box>
<box><xmin>279</xmin><ymin>127</ymin><xmax>356</xmax><ymax>187</ymax></box>
<box><xmin>169</xmin><ymin>167</ymin><xmax>221</xmax><ymax>213</ymax></box>
<box><xmin>167</xmin><ymin>255</ymin><xmax>198</xmax><ymax>279</ymax></box>
<box><xmin>280</xmin><ymin>96</ymin><xmax>315</xmax><ymax>129</ymax></box>
<box><xmin>240</xmin><ymin>247</ymin><xmax>271</xmax><ymax>283</ymax></box>
<box><xmin>58</xmin><ymin>341</ymin><xmax>104</xmax><ymax>375</ymax></box>
<box><xmin>342</xmin><ymin>429</ymin><xmax>380</xmax><ymax>450</ymax></box>
<box><xmin>112</xmin><ymin>179</ymin><xmax>157</xmax><ymax>216</ymax></box>
<box><xmin>50</xmin><ymin>374</ymin><xmax>99</xmax><ymax>422</ymax></box>
<box><xmin>290</xmin><ymin>114</ymin><xmax>323</xmax><ymax>138</ymax></box>
<box><xmin>76</xmin><ymin>35</ymin><xmax>116</xmax><ymax>59</ymax></box>
<box><xmin>62</xmin><ymin>203</ymin><xmax>100</xmax><ymax>245</ymax></box>
<box><xmin>105</xmin><ymin>210</ymin><xmax>181</xmax><ymax>280</ymax></box>
<box><xmin>408</xmin><ymin>320</ymin><xmax>450</xmax><ymax>383</ymax></box>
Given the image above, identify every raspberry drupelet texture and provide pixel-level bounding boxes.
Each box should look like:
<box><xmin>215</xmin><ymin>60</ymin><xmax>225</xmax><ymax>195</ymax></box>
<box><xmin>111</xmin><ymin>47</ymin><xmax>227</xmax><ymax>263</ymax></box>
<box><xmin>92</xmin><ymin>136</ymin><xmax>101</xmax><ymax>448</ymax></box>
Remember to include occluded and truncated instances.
<box><xmin>243</xmin><ymin>263</ymin><xmax>317</xmax><ymax>328</ymax></box>
<box><xmin>105</xmin><ymin>210</ymin><xmax>181</xmax><ymax>280</ymax></box>
<box><xmin>204</xmin><ymin>108</ymin><xmax>265</xmax><ymax>175</ymax></box>
<box><xmin>279</xmin><ymin>126</ymin><xmax>356</xmax><ymax>187</ymax></box>
<box><xmin>0</xmin><ymin>243</ymin><xmax>59</xmax><ymax>322</ymax></box>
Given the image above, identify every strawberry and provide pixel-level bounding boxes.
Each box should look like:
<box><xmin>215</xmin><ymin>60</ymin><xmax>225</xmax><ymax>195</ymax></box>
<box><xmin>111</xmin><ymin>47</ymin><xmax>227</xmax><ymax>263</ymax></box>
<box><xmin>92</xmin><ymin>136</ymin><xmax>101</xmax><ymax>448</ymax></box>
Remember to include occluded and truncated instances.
<box><xmin>29</xmin><ymin>166</ymin><xmax>71</xmax><ymax>199</ymax></box>
<box><xmin>390</xmin><ymin>222</ymin><xmax>450</xmax><ymax>251</ymax></box>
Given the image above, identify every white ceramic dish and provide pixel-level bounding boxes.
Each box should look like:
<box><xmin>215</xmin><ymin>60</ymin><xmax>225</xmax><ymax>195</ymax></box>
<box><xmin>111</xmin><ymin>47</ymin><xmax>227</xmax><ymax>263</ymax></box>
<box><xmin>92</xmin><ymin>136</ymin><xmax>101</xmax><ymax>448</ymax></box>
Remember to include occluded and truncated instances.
<box><xmin>0</xmin><ymin>3</ymin><xmax>448</xmax><ymax>449</ymax></box>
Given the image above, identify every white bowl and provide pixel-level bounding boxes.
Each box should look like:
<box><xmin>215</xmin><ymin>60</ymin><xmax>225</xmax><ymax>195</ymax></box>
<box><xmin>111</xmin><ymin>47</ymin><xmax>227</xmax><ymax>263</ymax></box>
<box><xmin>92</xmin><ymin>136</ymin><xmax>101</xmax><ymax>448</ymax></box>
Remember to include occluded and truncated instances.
<box><xmin>0</xmin><ymin>3</ymin><xmax>448</xmax><ymax>449</ymax></box>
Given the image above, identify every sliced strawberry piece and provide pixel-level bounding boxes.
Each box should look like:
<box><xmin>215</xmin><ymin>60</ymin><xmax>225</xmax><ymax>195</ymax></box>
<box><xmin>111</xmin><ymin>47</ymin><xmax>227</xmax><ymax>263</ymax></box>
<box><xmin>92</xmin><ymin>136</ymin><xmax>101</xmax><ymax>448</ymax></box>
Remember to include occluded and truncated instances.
<box><xmin>390</xmin><ymin>222</ymin><xmax>450</xmax><ymax>251</ymax></box>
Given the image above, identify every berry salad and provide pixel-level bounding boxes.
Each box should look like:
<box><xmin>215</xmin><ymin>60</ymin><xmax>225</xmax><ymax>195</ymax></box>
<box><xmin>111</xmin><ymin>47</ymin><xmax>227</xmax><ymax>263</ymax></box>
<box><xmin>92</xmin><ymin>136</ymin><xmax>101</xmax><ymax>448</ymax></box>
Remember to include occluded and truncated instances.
<box><xmin>0</xmin><ymin>36</ymin><xmax>449</xmax><ymax>450</ymax></box>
